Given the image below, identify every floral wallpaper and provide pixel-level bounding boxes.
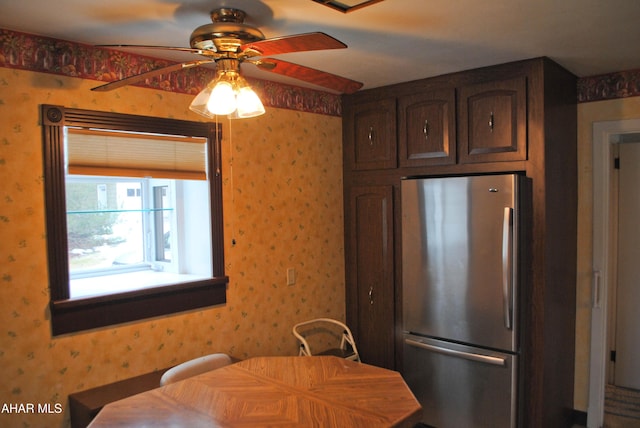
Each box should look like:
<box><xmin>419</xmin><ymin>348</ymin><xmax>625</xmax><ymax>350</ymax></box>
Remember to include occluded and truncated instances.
<box><xmin>0</xmin><ymin>43</ymin><xmax>344</xmax><ymax>427</ymax></box>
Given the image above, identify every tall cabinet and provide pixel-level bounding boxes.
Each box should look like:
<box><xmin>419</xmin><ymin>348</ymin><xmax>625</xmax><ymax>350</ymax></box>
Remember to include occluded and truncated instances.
<box><xmin>342</xmin><ymin>57</ymin><xmax>577</xmax><ymax>427</ymax></box>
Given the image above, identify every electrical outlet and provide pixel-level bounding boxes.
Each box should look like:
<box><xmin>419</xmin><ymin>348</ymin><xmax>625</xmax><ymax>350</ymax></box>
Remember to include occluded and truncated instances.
<box><xmin>287</xmin><ymin>268</ymin><xmax>296</xmax><ymax>286</ymax></box>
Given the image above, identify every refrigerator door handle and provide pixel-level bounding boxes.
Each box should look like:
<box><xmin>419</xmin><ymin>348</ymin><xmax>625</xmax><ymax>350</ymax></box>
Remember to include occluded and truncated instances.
<box><xmin>502</xmin><ymin>207</ymin><xmax>513</xmax><ymax>330</ymax></box>
<box><xmin>405</xmin><ymin>338</ymin><xmax>507</xmax><ymax>366</ymax></box>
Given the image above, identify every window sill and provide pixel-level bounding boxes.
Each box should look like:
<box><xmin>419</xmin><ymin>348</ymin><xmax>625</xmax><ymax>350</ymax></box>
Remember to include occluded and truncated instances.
<box><xmin>50</xmin><ymin>276</ymin><xmax>228</xmax><ymax>336</ymax></box>
<box><xmin>70</xmin><ymin>270</ymin><xmax>211</xmax><ymax>299</ymax></box>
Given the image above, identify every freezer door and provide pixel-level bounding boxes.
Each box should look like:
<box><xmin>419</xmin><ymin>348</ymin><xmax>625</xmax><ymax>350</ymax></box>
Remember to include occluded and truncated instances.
<box><xmin>402</xmin><ymin>174</ymin><xmax>520</xmax><ymax>351</ymax></box>
<box><xmin>403</xmin><ymin>334</ymin><xmax>517</xmax><ymax>428</ymax></box>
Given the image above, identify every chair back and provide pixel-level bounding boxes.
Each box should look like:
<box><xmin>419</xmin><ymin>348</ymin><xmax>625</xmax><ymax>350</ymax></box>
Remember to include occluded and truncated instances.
<box><xmin>292</xmin><ymin>318</ymin><xmax>360</xmax><ymax>362</ymax></box>
<box><xmin>160</xmin><ymin>353</ymin><xmax>232</xmax><ymax>386</ymax></box>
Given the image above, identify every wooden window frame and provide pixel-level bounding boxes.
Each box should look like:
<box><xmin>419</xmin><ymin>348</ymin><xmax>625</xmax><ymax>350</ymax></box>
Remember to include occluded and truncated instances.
<box><xmin>41</xmin><ymin>105</ymin><xmax>227</xmax><ymax>336</ymax></box>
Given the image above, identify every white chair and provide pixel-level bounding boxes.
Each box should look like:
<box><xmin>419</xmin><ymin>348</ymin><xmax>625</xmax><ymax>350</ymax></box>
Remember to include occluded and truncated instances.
<box><xmin>293</xmin><ymin>318</ymin><xmax>360</xmax><ymax>362</ymax></box>
<box><xmin>160</xmin><ymin>353</ymin><xmax>232</xmax><ymax>386</ymax></box>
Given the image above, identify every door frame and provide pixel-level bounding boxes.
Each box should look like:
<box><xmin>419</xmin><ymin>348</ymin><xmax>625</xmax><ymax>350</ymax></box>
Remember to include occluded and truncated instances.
<box><xmin>588</xmin><ymin>118</ymin><xmax>640</xmax><ymax>428</ymax></box>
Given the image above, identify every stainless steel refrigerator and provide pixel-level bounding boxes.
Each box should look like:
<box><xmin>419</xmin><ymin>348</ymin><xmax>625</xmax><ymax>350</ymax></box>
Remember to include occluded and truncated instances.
<box><xmin>401</xmin><ymin>174</ymin><xmax>527</xmax><ymax>428</ymax></box>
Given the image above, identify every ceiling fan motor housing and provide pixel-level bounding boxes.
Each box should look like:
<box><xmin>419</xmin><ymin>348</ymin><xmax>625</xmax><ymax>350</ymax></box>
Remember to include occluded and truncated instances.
<box><xmin>190</xmin><ymin>8</ymin><xmax>265</xmax><ymax>52</ymax></box>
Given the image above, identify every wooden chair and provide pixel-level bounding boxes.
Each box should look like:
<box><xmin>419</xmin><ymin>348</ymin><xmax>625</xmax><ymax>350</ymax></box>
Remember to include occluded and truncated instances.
<box><xmin>160</xmin><ymin>353</ymin><xmax>232</xmax><ymax>386</ymax></box>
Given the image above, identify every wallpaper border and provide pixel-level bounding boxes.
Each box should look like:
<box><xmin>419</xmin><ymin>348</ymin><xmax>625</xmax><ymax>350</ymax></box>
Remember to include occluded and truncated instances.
<box><xmin>1</xmin><ymin>28</ymin><xmax>639</xmax><ymax>107</ymax></box>
<box><xmin>577</xmin><ymin>68</ymin><xmax>640</xmax><ymax>103</ymax></box>
<box><xmin>0</xmin><ymin>29</ymin><xmax>342</xmax><ymax>117</ymax></box>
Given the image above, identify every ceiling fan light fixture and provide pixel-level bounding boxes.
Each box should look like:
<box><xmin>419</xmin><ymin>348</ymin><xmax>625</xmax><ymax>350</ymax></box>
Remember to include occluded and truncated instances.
<box><xmin>189</xmin><ymin>65</ymin><xmax>265</xmax><ymax>119</ymax></box>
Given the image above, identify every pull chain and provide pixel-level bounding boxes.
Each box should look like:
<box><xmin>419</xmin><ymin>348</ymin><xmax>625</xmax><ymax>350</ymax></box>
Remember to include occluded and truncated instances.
<box><xmin>227</xmin><ymin>116</ymin><xmax>237</xmax><ymax>246</ymax></box>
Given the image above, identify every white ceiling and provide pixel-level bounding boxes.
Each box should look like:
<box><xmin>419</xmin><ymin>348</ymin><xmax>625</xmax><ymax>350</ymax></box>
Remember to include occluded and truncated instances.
<box><xmin>1</xmin><ymin>0</ymin><xmax>639</xmax><ymax>93</ymax></box>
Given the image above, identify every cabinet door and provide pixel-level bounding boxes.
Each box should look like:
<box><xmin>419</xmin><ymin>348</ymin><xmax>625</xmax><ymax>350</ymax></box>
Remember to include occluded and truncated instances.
<box><xmin>346</xmin><ymin>98</ymin><xmax>397</xmax><ymax>170</ymax></box>
<box><xmin>398</xmin><ymin>89</ymin><xmax>456</xmax><ymax>167</ymax></box>
<box><xmin>458</xmin><ymin>76</ymin><xmax>527</xmax><ymax>163</ymax></box>
<box><xmin>346</xmin><ymin>185</ymin><xmax>395</xmax><ymax>369</ymax></box>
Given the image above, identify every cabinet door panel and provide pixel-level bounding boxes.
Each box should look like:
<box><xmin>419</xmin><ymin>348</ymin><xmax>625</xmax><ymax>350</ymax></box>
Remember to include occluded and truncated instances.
<box><xmin>399</xmin><ymin>89</ymin><xmax>456</xmax><ymax>167</ymax></box>
<box><xmin>346</xmin><ymin>186</ymin><xmax>395</xmax><ymax>369</ymax></box>
<box><xmin>347</xmin><ymin>98</ymin><xmax>397</xmax><ymax>170</ymax></box>
<box><xmin>459</xmin><ymin>76</ymin><xmax>527</xmax><ymax>163</ymax></box>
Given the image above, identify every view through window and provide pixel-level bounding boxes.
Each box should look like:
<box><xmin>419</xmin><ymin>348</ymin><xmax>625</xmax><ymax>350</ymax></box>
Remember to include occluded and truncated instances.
<box><xmin>66</xmin><ymin>176</ymin><xmax>212</xmax><ymax>298</ymax></box>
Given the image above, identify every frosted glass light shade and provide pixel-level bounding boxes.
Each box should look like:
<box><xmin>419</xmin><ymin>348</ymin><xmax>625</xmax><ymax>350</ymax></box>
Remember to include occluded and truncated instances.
<box><xmin>188</xmin><ymin>84</ymin><xmax>216</xmax><ymax>119</ymax></box>
<box><xmin>234</xmin><ymin>86</ymin><xmax>266</xmax><ymax>118</ymax></box>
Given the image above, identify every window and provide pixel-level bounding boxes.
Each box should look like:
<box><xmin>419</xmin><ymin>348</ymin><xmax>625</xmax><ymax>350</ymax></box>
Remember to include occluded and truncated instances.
<box><xmin>64</xmin><ymin>128</ymin><xmax>213</xmax><ymax>298</ymax></box>
<box><xmin>41</xmin><ymin>105</ymin><xmax>227</xmax><ymax>335</ymax></box>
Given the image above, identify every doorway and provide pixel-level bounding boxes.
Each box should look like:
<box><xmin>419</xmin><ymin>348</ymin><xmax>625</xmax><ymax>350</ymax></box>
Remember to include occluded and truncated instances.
<box><xmin>588</xmin><ymin>118</ymin><xmax>640</xmax><ymax>428</ymax></box>
<box><xmin>612</xmin><ymin>141</ymin><xmax>640</xmax><ymax>390</ymax></box>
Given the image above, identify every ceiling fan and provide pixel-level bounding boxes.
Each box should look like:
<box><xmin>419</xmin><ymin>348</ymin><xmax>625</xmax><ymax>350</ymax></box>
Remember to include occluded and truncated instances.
<box><xmin>91</xmin><ymin>7</ymin><xmax>363</xmax><ymax>95</ymax></box>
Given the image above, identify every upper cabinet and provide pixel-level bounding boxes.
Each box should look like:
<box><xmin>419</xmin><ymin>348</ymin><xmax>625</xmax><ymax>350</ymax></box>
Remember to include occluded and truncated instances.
<box><xmin>344</xmin><ymin>68</ymin><xmax>530</xmax><ymax>172</ymax></box>
<box><xmin>398</xmin><ymin>88</ymin><xmax>456</xmax><ymax>167</ymax></box>
<box><xmin>458</xmin><ymin>76</ymin><xmax>527</xmax><ymax>163</ymax></box>
<box><xmin>345</xmin><ymin>97</ymin><xmax>397</xmax><ymax>171</ymax></box>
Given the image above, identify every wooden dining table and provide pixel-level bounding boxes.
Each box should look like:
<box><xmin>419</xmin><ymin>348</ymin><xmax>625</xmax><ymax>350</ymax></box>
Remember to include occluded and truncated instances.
<box><xmin>88</xmin><ymin>355</ymin><xmax>422</xmax><ymax>427</ymax></box>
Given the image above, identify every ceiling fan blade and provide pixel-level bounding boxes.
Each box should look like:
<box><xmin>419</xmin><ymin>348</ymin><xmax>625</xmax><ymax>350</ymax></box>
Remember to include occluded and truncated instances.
<box><xmin>241</xmin><ymin>32</ymin><xmax>347</xmax><ymax>57</ymax></box>
<box><xmin>256</xmin><ymin>58</ymin><xmax>362</xmax><ymax>94</ymax></box>
<box><xmin>91</xmin><ymin>60</ymin><xmax>214</xmax><ymax>92</ymax></box>
<box><xmin>97</xmin><ymin>44</ymin><xmax>210</xmax><ymax>55</ymax></box>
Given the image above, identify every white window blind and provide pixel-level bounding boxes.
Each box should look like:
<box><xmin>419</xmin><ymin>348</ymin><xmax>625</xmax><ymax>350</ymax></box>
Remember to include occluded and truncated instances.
<box><xmin>66</xmin><ymin>128</ymin><xmax>208</xmax><ymax>180</ymax></box>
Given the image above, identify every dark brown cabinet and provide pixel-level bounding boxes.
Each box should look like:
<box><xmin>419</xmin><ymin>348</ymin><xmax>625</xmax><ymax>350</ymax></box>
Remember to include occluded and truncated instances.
<box><xmin>342</xmin><ymin>58</ymin><xmax>577</xmax><ymax>427</ymax></box>
<box><xmin>398</xmin><ymin>88</ymin><xmax>456</xmax><ymax>167</ymax></box>
<box><xmin>458</xmin><ymin>76</ymin><xmax>527</xmax><ymax>163</ymax></box>
<box><xmin>345</xmin><ymin>98</ymin><xmax>397</xmax><ymax>171</ymax></box>
<box><xmin>345</xmin><ymin>185</ymin><xmax>395</xmax><ymax>369</ymax></box>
